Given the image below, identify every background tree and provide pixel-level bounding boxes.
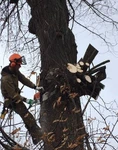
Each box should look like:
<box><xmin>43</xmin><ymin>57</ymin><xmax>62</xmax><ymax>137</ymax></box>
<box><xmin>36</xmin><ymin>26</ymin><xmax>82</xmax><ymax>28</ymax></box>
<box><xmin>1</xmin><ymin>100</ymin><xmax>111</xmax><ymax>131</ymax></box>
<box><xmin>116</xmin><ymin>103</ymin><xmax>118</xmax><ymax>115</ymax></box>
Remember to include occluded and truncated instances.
<box><xmin>0</xmin><ymin>0</ymin><xmax>118</xmax><ymax>150</ymax></box>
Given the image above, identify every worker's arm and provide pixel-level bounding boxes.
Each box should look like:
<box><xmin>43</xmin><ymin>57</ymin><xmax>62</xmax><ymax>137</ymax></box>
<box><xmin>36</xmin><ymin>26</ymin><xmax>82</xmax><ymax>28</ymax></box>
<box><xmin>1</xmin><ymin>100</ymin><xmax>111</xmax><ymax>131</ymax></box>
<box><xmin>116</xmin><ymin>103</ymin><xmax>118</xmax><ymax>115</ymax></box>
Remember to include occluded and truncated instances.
<box><xmin>18</xmin><ymin>71</ymin><xmax>36</xmax><ymax>89</ymax></box>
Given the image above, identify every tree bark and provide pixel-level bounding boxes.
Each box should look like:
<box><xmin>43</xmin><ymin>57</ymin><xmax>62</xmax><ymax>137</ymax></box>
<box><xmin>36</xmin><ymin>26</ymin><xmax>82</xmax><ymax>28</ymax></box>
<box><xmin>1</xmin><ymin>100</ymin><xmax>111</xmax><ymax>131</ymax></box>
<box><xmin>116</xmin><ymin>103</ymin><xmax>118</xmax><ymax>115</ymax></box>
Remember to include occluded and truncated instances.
<box><xmin>27</xmin><ymin>0</ymin><xmax>85</xmax><ymax>149</ymax></box>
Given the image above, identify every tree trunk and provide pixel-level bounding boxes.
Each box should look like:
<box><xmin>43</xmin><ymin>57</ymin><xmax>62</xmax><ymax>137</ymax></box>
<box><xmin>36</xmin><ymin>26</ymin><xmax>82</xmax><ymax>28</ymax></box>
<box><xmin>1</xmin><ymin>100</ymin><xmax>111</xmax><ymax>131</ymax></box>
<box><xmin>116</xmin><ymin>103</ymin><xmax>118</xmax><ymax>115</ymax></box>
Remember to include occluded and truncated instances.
<box><xmin>27</xmin><ymin>0</ymin><xmax>85</xmax><ymax>149</ymax></box>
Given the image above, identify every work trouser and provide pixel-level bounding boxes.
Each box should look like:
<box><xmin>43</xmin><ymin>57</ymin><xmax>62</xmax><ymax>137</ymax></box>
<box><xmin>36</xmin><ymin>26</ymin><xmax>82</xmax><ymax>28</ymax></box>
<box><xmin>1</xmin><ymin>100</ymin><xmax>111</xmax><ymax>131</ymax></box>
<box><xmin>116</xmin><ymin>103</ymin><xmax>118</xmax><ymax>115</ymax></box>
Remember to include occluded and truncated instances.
<box><xmin>13</xmin><ymin>101</ymin><xmax>38</xmax><ymax>130</ymax></box>
<box><xmin>3</xmin><ymin>99</ymin><xmax>42</xmax><ymax>144</ymax></box>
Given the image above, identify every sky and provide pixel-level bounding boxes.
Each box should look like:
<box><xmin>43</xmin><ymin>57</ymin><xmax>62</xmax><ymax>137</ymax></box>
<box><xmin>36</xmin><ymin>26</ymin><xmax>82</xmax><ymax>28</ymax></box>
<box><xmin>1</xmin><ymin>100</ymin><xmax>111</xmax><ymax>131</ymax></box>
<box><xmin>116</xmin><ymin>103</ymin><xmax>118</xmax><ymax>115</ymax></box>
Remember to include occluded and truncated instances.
<box><xmin>0</xmin><ymin>29</ymin><xmax>118</xmax><ymax>149</ymax></box>
<box><xmin>0</xmin><ymin>7</ymin><xmax>118</xmax><ymax>149</ymax></box>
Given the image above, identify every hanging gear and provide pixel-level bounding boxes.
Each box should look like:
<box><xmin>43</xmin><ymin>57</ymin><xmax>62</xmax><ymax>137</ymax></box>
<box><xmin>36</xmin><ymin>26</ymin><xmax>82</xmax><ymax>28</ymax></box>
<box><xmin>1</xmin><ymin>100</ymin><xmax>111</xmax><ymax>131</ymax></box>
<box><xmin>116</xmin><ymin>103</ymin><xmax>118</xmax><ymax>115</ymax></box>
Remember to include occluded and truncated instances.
<box><xmin>22</xmin><ymin>98</ymin><xmax>38</xmax><ymax>109</ymax></box>
<box><xmin>0</xmin><ymin>98</ymin><xmax>11</xmax><ymax>120</ymax></box>
<box><xmin>27</xmin><ymin>99</ymin><xmax>36</xmax><ymax>110</ymax></box>
<box><xmin>0</xmin><ymin>108</ymin><xmax>8</xmax><ymax>119</ymax></box>
<box><xmin>9</xmin><ymin>53</ymin><xmax>27</xmax><ymax>67</ymax></box>
<box><xmin>26</xmin><ymin>99</ymin><xmax>35</xmax><ymax>105</ymax></box>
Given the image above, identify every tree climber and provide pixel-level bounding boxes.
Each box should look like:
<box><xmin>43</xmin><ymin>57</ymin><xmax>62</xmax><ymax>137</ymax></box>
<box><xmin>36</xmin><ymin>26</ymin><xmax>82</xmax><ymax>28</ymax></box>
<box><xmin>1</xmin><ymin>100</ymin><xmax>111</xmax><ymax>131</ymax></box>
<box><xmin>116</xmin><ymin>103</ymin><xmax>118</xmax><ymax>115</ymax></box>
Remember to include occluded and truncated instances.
<box><xmin>0</xmin><ymin>53</ymin><xmax>43</xmax><ymax>144</ymax></box>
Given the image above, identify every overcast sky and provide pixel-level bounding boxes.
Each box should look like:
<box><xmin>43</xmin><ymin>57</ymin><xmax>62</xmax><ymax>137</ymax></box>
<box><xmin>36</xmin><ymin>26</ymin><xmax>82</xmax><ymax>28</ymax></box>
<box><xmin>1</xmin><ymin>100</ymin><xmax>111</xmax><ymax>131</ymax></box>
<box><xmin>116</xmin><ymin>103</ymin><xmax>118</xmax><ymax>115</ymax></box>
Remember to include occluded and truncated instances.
<box><xmin>0</xmin><ymin>16</ymin><xmax>118</xmax><ymax>149</ymax></box>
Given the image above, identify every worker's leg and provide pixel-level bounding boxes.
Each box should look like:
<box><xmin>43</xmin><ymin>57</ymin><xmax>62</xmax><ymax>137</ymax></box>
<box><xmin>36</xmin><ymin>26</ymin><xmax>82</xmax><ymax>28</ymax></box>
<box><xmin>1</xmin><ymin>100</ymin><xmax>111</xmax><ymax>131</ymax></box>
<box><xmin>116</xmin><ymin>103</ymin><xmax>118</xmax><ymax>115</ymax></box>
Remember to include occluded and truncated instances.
<box><xmin>12</xmin><ymin>101</ymin><xmax>42</xmax><ymax>144</ymax></box>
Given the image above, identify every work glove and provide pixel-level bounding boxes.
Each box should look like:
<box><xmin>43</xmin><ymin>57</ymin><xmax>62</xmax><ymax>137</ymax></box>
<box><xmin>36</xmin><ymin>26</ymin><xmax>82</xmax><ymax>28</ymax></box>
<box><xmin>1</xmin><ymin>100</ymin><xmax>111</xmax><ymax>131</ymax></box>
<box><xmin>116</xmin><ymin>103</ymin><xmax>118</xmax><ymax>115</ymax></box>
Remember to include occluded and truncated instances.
<box><xmin>35</xmin><ymin>86</ymin><xmax>44</xmax><ymax>92</ymax></box>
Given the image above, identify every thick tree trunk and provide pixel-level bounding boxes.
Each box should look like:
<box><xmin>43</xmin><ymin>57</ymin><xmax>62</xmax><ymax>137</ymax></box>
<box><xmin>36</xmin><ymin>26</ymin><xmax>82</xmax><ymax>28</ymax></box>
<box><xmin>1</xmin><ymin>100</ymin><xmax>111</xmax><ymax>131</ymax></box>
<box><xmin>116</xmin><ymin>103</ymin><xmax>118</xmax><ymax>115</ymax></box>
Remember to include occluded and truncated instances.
<box><xmin>27</xmin><ymin>0</ymin><xmax>85</xmax><ymax>149</ymax></box>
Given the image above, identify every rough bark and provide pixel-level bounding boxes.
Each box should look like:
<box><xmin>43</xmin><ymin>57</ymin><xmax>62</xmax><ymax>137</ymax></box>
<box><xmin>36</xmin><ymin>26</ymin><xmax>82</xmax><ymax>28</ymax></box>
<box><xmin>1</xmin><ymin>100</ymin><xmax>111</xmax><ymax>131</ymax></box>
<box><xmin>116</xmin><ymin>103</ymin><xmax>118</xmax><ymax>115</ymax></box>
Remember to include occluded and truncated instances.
<box><xmin>27</xmin><ymin>0</ymin><xmax>86</xmax><ymax>149</ymax></box>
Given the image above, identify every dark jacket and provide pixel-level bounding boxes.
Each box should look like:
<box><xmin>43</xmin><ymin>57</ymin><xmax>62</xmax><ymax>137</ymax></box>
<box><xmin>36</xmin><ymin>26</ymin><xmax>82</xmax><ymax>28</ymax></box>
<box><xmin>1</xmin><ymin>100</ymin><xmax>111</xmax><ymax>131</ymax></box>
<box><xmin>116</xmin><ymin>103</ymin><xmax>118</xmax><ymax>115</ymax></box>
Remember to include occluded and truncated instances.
<box><xmin>1</xmin><ymin>66</ymin><xmax>35</xmax><ymax>107</ymax></box>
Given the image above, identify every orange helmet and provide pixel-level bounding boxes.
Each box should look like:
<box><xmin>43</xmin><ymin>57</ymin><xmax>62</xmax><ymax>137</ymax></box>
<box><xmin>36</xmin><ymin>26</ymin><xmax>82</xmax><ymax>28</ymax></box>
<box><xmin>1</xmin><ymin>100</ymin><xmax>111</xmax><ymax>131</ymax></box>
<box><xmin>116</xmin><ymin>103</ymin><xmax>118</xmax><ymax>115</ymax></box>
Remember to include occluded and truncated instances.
<box><xmin>9</xmin><ymin>53</ymin><xmax>27</xmax><ymax>67</ymax></box>
<box><xmin>9</xmin><ymin>53</ymin><xmax>22</xmax><ymax>62</ymax></box>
